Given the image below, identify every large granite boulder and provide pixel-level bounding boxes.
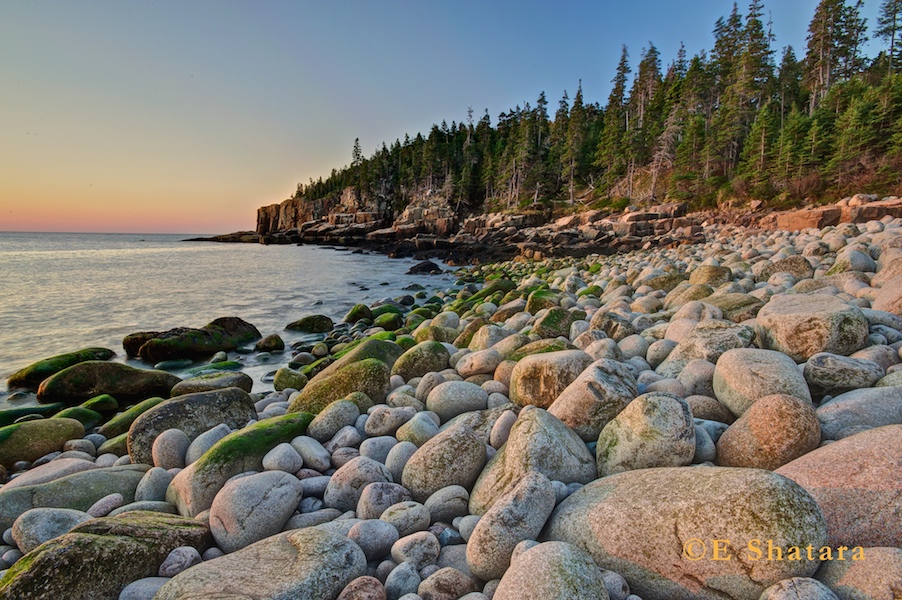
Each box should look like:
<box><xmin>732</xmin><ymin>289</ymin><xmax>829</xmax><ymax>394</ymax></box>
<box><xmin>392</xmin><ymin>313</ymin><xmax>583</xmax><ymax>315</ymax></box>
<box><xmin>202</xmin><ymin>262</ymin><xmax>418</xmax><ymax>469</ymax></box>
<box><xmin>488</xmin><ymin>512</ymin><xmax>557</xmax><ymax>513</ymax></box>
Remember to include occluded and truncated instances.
<box><xmin>815</xmin><ymin>386</ymin><xmax>902</xmax><ymax>440</ymax></box>
<box><xmin>0</xmin><ymin>464</ymin><xmax>148</xmax><ymax>531</ymax></box>
<box><xmin>123</xmin><ymin>316</ymin><xmax>261</xmax><ymax>362</ymax></box>
<box><xmin>756</xmin><ymin>295</ymin><xmax>869</xmax><ymax>363</ymax></box>
<box><xmin>36</xmin><ymin>361</ymin><xmax>181</xmax><ymax>405</ymax></box>
<box><xmin>596</xmin><ymin>392</ymin><xmax>695</xmax><ymax>476</ymax></box>
<box><xmin>776</xmin><ymin>425</ymin><xmax>902</xmax><ymax>548</ymax></box>
<box><xmin>547</xmin><ymin>358</ymin><xmax>638</xmax><ymax>442</ymax></box>
<box><xmin>656</xmin><ymin>320</ymin><xmax>755</xmax><ymax>378</ymax></box>
<box><xmin>469</xmin><ymin>406</ymin><xmax>596</xmax><ymax>515</ymax></box>
<box><xmin>7</xmin><ymin>347</ymin><xmax>115</xmax><ymax>390</ymax></box>
<box><xmin>712</xmin><ymin>348</ymin><xmax>812</xmax><ymax>418</ymax></box>
<box><xmin>0</xmin><ymin>511</ymin><xmax>211</xmax><ymax>600</ymax></box>
<box><xmin>0</xmin><ymin>418</ymin><xmax>85</xmax><ymax>468</ymax></box>
<box><xmin>154</xmin><ymin>527</ymin><xmax>366</xmax><ymax>600</ymax></box>
<box><xmin>127</xmin><ymin>387</ymin><xmax>257</xmax><ymax>465</ymax></box>
<box><xmin>543</xmin><ymin>467</ymin><xmax>828</xmax><ymax>600</ymax></box>
<box><xmin>402</xmin><ymin>424</ymin><xmax>486</xmax><ymax>503</ymax></box>
<box><xmin>166</xmin><ymin>412</ymin><xmax>313</xmax><ymax>517</ymax></box>
<box><xmin>288</xmin><ymin>358</ymin><xmax>391</xmax><ymax>414</ymax></box>
<box><xmin>493</xmin><ymin>541</ymin><xmax>611</xmax><ymax>600</ymax></box>
<box><xmin>508</xmin><ymin>350</ymin><xmax>593</xmax><ymax>409</ymax></box>
<box><xmin>716</xmin><ymin>394</ymin><xmax>821</xmax><ymax>470</ymax></box>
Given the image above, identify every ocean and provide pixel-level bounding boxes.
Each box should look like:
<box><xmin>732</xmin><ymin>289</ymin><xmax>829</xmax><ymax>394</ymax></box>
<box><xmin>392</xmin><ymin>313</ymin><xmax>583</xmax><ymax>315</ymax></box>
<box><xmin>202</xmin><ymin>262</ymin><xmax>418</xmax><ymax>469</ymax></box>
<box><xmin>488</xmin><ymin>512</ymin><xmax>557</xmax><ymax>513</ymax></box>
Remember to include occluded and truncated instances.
<box><xmin>0</xmin><ymin>232</ymin><xmax>457</xmax><ymax>393</ymax></box>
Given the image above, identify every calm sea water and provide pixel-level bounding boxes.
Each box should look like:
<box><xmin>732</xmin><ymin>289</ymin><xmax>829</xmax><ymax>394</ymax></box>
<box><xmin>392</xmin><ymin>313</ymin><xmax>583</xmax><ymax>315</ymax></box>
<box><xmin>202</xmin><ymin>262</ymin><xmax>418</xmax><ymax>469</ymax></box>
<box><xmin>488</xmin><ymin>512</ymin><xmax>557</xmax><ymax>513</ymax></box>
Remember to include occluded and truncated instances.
<box><xmin>0</xmin><ymin>232</ymin><xmax>457</xmax><ymax>391</ymax></box>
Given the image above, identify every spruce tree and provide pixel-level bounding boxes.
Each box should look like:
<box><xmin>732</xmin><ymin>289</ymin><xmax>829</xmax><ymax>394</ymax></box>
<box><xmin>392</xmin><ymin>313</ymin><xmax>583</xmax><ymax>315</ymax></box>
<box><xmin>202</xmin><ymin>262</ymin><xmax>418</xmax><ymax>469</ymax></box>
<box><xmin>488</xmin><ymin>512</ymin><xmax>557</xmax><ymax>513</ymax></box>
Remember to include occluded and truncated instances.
<box><xmin>877</xmin><ymin>0</ymin><xmax>902</xmax><ymax>75</ymax></box>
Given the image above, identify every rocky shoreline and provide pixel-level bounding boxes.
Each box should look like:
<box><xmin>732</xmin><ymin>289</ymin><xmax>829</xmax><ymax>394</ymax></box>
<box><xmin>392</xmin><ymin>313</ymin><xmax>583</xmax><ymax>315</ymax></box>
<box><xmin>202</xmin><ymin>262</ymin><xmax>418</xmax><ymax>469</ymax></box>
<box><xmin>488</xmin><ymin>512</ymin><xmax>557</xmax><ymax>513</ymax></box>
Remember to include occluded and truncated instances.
<box><xmin>2</xmin><ymin>210</ymin><xmax>902</xmax><ymax>598</ymax></box>
<box><xmin>192</xmin><ymin>195</ymin><xmax>902</xmax><ymax>266</ymax></box>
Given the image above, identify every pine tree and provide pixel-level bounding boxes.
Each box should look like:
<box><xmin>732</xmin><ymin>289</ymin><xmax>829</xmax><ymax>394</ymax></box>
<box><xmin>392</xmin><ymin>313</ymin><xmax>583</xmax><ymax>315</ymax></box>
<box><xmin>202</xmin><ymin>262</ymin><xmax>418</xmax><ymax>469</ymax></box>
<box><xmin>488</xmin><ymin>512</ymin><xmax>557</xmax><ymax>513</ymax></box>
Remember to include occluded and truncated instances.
<box><xmin>776</xmin><ymin>46</ymin><xmax>804</xmax><ymax>123</ymax></box>
<box><xmin>877</xmin><ymin>0</ymin><xmax>902</xmax><ymax>75</ymax></box>
<box><xmin>564</xmin><ymin>82</ymin><xmax>588</xmax><ymax>203</ymax></box>
<box><xmin>596</xmin><ymin>45</ymin><xmax>631</xmax><ymax>196</ymax></box>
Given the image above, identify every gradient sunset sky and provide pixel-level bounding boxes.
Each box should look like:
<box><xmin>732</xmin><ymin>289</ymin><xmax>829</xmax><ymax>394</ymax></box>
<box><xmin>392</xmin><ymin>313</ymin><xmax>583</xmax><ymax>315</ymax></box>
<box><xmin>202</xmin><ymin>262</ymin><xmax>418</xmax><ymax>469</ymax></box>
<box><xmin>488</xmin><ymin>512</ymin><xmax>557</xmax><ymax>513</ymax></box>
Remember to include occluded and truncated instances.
<box><xmin>1</xmin><ymin>1</ymin><xmax>881</xmax><ymax>234</ymax></box>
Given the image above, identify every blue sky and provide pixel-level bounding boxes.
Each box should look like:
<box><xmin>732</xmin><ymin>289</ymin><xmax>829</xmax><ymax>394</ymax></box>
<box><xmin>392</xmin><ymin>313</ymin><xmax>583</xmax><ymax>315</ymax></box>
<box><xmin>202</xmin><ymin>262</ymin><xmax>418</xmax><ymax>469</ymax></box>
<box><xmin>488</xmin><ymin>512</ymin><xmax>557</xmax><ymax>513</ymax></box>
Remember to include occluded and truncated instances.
<box><xmin>0</xmin><ymin>0</ymin><xmax>883</xmax><ymax>233</ymax></box>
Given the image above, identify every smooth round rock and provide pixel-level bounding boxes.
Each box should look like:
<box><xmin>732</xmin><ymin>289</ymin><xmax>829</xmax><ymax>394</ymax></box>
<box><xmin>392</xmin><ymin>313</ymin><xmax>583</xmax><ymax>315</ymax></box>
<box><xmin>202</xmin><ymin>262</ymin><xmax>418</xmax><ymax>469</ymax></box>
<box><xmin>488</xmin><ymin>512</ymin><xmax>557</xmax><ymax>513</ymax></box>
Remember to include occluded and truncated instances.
<box><xmin>159</xmin><ymin>545</ymin><xmax>203</xmax><ymax>577</ymax></box>
<box><xmin>262</xmin><ymin>442</ymin><xmax>304</xmax><ymax>473</ymax></box>
<box><xmin>152</xmin><ymin>428</ymin><xmax>191</xmax><ymax>470</ymax></box>
<box><xmin>493</xmin><ymin>541</ymin><xmax>611</xmax><ymax>600</ymax></box>
<box><xmin>324</xmin><ymin>457</ymin><xmax>393</xmax><ymax>512</ymax></box>
<box><xmin>426</xmin><ymin>382</ymin><xmax>489</xmax><ymax>424</ymax></box>
<box><xmin>348</xmin><ymin>519</ymin><xmax>401</xmax><ymax>562</ymax></box>
<box><xmin>357</xmin><ymin>482</ymin><xmax>413</xmax><ymax>520</ymax></box>
<box><xmin>381</xmin><ymin>501</ymin><xmax>431</xmax><ymax>538</ymax></box>
<box><xmin>12</xmin><ymin>508</ymin><xmax>92</xmax><ymax>554</ymax></box>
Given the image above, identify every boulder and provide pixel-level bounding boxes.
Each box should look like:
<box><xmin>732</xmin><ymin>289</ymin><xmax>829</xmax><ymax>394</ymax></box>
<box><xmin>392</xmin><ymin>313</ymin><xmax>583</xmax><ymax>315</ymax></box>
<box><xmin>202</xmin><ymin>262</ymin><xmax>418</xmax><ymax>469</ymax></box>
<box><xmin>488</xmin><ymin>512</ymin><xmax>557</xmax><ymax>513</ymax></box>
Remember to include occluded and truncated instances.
<box><xmin>756</xmin><ymin>294</ymin><xmax>869</xmax><ymax>363</ymax></box>
<box><xmin>166</xmin><ymin>412</ymin><xmax>313</xmax><ymax>517</ymax></box>
<box><xmin>493</xmin><ymin>541</ymin><xmax>611</xmax><ymax>600</ymax></box>
<box><xmin>803</xmin><ymin>353</ymin><xmax>884</xmax><ymax>396</ymax></box>
<box><xmin>391</xmin><ymin>342</ymin><xmax>451</xmax><ymax>381</ymax></box>
<box><xmin>508</xmin><ymin>350</ymin><xmax>593</xmax><ymax>409</ymax></box>
<box><xmin>36</xmin><ymin>361</ymin><xmax>181</xmax><ymax>405</ymax></box>
<box><xmin>7</xmin><ymin>347</ymin><xmax>115</xmax><ymax>390</ymax></box>
<box><xmin>776</xmin><ymin>425</ymin><xmax>902</xmax><ymax>548</ymax></box>
<box><xmin>465</xmin><ymin>471</ymin><xmax>556</xmax><ymax>581</ymax></box>
<box><xmin>548</xmin><ymin>359</ymin><xmax>638</xmax><ymax>442</ymax></box>
<box><xmin>209</xmin><ymin>470</ymin><xmax>303</xmax><ymax>553</ymax></box>
<box><xmin>0</xmin><ymin>511</ymin><xmax>211</xmax><ymax>600</ymax></box>
<box><xmin>154</xmin><ymin>528</ymin><xmax>366</xmax><ymax>600</ymax></box>
<box><xmin>0</xmin><ymin>418</ymin><xmax>85</xmax><ymax>468</ymax></box>
<box><xmin>815</xmin><ymin>546</ymin><xmax>902</xmax><ymax>600</ymax></box>
<box><xmin>169</xmin><ymin>372</ymin><xmax>254</xmax><ymax>396</ymax></box>
<box><xmin>816</xmin><ymin>386</ymin><xmax>902</xmax><ymax>440</ymax></box>
<box><xmin>323</xmin><ymin>456</ymin><xmax>393</xmax><ymax>512</ymax></box>
<box><xmin>716</xmin><ymin>394</ymin><xmax>821</xmax><ymax>470</ymax></box>
<box><xmin>124</xmin><ymin>316</ymin><xmax>261</xmax><ymax>362</ymax></box>
<box><xmin>402</xmin><ymin>424</ymin><xmax>486</xmax><ymax>503</ymax></box>
<box><xmin>755</xmin><ymin>255</ymin><xmax>815</xmax><ymax>283</ymax></box>
<box><xmin>544</xmin><ymin>467</ymin><xmax>828</xmax><ymax>600</ymax></box>
<box><xmin>872</xmin><ymin>274</ymin><xmax>902</xmax><ymax>315</ymax></box>
<box><xmin>712</xmin><ymin>349</ymin><xmax>812</xmax><ymax>418</ymax></box>
<box><xmin>469</xmin><ymin>407</ymin><xmax>596</xmax><ymax>515</ymax></box>
<box><xmin>656</xmin><ymin>320</ymin><xmax>755</xmax><ymax>378</ymax></box>
<box><xmin>12</xmin><ymin>507</ymin><xmax>92</xmax><ymax>554</ymax></box>
<box><xmin>596</xmin><ymin>392</ymin><xmax>695</xmax><ymax>476</ymax></box>
<box><xmin>286</xmin><ymin>314</ymin><xmax>334</xmax><ymax>333</ymax></box>
<box><xmin>127</xmin><ymin>387</ymin><xmax>256</xmax><ymax>465</ymax></box>
<box><xmin>288</xmin><ymin>358</ymin><xmax>391</xmax><ymax>414</ymax></box>
<box><xmin>0</xmin><ymin>464</ymin><xmax>148</xmax><ymax>531</ymax></box>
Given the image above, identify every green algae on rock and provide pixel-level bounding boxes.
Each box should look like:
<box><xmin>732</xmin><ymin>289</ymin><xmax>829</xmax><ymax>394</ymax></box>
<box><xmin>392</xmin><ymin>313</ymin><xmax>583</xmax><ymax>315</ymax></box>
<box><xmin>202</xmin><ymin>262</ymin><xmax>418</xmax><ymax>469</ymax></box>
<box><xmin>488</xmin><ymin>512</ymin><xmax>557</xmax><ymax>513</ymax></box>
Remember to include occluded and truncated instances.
<box><xmin>95</xmin><ymin>396</ymin><xmax>167</xmax><ymax>439</ymax></box>
<box><xmin>7</xmin><ymin>347</ymin><xmax>116</xmax><ymax>391</ymax></box>
<box><xmin>36</xmin><ymin>361</ymin><xmax>181</xmax><ymax>405</ymax></box>
<box><xmin>124</xmin><ymin>316</ymin><xmax>261</xmax><ymax>362</ymax></box>
<box><xmin>286</xmin><ymin>314</ymin><xmax>334</xmax><ymax>333</ymax></box>
<box><xmin>166</xmin><ymin>412</ymin><xmax>314</xmax><ymax>517</ymax></box>
<box><xmin>288</xmin><ymin>358</ymin><xmax>391</xmax><ymax>415</ymax></box>
<box><xmin>0</xmin><ymin>418</ymin><xmax>85</xmax><ymax>468</ymax></box>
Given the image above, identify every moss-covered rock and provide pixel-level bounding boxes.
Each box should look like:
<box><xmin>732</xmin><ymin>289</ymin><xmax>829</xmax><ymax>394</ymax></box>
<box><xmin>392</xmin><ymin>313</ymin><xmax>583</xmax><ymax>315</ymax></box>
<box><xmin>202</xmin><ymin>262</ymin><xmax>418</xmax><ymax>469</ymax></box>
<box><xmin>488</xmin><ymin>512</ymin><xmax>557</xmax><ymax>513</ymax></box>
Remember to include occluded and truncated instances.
<box><xmin>274</xmin><ymin>367</ymin><xmax>308</xmax><ymax>392</ymax></box>
<box><xmin>254</xmin><ymin>333</ymin><xmax>285</xmax><ymax>352</ymax></box>
<box><xmin>0</xmin><ymin>464</ymin><xmax>148</xmax><ymax>530</ymax></box>
<box><xmin>0</xmin><ymin>418</ymin><xmax>85</xmax><ymax>468</ymax></box>
<box><xmin>532</xmin><ymin>307</ymin><xmax>575</xmax><ymax>339</ymax></box>
<box><xmin>7</xmin><ymin>348</ymin><xmax>116</xmax><ymax>391</ymax></box>
<box><xmin>507</xmin><ymin>339</ymin><xmax>575</xmax><ymax>362</ymax></box>
<box><xmin>125</xmin><ymin>317</ymin><xmax>261</xmax><ymax>362</ymax></box>
<box><xmin>343</xmin><ymin>304</ymin><xmax>374</xmax><ymax>323</ymax></box>
<box><xmin>97</xmin><ymin>431</ymin><xmax>129</xmax><ymax>456</ymax></box>
<box><xmin>0</xmin><ymin>404</ymin><xmax>66</xmax><ymax>428</ymax></box>
<box><xmin>286</xmin><ymin>314</ymin><xmax>334</xmax><ymax>333</ymax></box>
<box><xmin>315</xmin><ymin>339</ymin><xmax>404</xmax><ymax>381</ymax></box>
<box><xmin>373</xmin><ymin>312</ymin><xmax>404</xmax><ymax>331</ymax></box>
<box><xmin>81</xmin><ymin>394</ymin><xmax>118</xmax><ymax>414</ymax></box>
<box><xmin>391</xmin><ymin>342</ymin><xmax>451</xmax><ymax>381</ymax></box>
<box><xmin>414</xmin><ymin>325</ymin><xmax>459</xmax><ymax>344</ymax></box>
<box><xmin>170</xmin><ymin>371</ymin><xmax>254</xmax><ymax>396</ymax></box>
<box><xmin>166</xmin><ymin>412</ymin><xmax>314</xmax><ymax>517</ymax></box>
<box><xmin>371</xmin><ymin>304</ymin><xmax>403</xmax><ymax>318</ymax></box>
<box><xmin>643</xmin><ymin>272</ymin><xmax>689</xmax><ymax>292</ymax></box>
<box><xmin>706</xmin><ymin>293</ymin><xmax>766</xmax><ymax>323</ymax></box>
<box><xmin>96</xmin><ymin>396</ymin><xmax>167</xmax><ymax>439</ymax></box>
<box><xmin>287</xmin><ymin>358</ymin><xmax>391</xmax><ymax>414</ymax></box>
<box><xmin>52</xmin><ymin>407</ymin><xmax>103</xmax><ymax>430</ymax></box>
<box><xmin>36</xmin><ymin>361</ymin><xmax>181</xmax><ymax>406</ymax></box>
<box><xmin>525</xmin><ymin>289</ymin><xmax>561</xmax><ymax>314</ymax></box>
<box><xmin>453</xmin><ymin>317</ymin><xmax>488</xmax><ymax>348</ymax></box>
<box><xmin>128</xmin><ymin>387</ymin><xmax>257</xmax><ymax>466</ymax></box>
<box><xmin>0</xmin><ymin>511</ymin><xmax>212</xmax><ymax>600</ymax></box>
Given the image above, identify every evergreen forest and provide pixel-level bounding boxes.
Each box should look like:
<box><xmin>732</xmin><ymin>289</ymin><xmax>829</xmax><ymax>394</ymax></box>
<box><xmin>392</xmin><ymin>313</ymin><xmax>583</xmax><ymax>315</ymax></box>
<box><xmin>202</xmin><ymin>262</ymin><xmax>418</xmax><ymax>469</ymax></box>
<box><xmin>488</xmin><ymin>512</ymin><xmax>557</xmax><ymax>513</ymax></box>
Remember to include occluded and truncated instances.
<box><xmin>295</xmin><ymin>0</ymin><xmax>902</xmax><ymax>216</ymax></box>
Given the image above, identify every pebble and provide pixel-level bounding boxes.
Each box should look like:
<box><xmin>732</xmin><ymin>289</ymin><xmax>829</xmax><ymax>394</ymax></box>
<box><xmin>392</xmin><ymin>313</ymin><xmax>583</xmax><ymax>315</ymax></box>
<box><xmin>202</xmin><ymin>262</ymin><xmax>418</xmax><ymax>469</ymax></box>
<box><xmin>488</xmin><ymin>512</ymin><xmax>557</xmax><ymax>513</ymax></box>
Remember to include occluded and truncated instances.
<box><xmin>262</xmin><ymin>442</ymin><xmax>304</xmax><ymax>473</ymax></box>
<box><xmin>152</xmin><ymin>428</ymin><xmax>191</xmax><ymax>470</ymax></box>
<box><xmin>158</xmin><ymin>546</ymin><xmax>202</xmax><ymax>577</ymax></box>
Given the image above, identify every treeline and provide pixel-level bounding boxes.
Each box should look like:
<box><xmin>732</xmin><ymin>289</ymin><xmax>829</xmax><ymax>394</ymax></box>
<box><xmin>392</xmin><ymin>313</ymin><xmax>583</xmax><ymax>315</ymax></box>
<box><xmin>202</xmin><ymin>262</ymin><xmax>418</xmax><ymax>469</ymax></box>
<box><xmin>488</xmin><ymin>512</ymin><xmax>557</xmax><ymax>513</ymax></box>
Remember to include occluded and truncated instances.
<box><xmin>296</xmin><ymin>0</ymin><xmax>902</xmax><ymax>215</ymax></box>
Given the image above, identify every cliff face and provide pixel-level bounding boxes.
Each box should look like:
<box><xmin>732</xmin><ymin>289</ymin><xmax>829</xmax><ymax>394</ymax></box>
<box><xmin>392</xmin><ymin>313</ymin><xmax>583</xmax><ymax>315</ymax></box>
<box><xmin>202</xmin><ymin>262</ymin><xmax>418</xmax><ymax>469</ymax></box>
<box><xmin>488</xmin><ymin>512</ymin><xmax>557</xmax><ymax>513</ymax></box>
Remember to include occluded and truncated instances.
<box><xmin>257</xmin><ymin>187</ymin><xmax>390</xmax><ymax>234</ymax></box>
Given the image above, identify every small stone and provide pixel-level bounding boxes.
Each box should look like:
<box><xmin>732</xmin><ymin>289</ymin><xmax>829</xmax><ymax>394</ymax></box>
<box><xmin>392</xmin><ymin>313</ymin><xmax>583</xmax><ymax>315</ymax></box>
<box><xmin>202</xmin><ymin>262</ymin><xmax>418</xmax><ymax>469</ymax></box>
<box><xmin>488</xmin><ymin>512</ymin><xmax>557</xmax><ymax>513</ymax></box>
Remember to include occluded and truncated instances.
<box><xmin>119</xmin><ymin>577</ymin><xmax>171</xmax><ymax>600</ymax></box>
<box><xmin>86</xmin><ymin>493</ymin><xmax>124</xmax><ymax>517</ymax></box>
<box><xmin>358</xmin><ymin>482</ymin><xmax>414</xmax><ymax>520</ymax></box>
<box><xmin>262</xmin><ymin>442</ymin><xmax>304</xmax><ymax>473</ymax></box>
<box><xmin>135</xmin><ymin>466</ymin><xmax>174</xmax><ymax>502</ymax></box>
<box><xmin>158</xmin><ymin>545</ymin><xmax>202</xmax><ymax>577</ymax></box>
<box><xmin>338</xmin><ymin>575</ymin><xmax>388</xmax><ymax>600</ymax></box>
<box><xmin>290</xmin><ymin>435</ymin><xmax>332</xmax><ymax>472</ymax></box>
<box><xmin>391</xmin><ymin>531</ymin><xmax>441</xmax><ymax>570</ymax></box>
<box><xmin>349</xmin><ymin>519</ymin><xmax>401</xmax><ymax>562</ymax></box>
<box><xmin>385</xmin><ymin>561</ymin><xmax>421</xmax><ymax>600</ymax></box>
<box><xmin>11</xmin><ymin>508</ymin><xmax>92</xmax><ymax>554</ymax></box>
<box><xmin>381</xmin><ymin>501</ymin><xmax>432</xmax><ymax>538</ymax></box>
<box><xmin>184</xmin><ymin>423</ymin><xmax>231</xmax><ymax>466</ymax></box>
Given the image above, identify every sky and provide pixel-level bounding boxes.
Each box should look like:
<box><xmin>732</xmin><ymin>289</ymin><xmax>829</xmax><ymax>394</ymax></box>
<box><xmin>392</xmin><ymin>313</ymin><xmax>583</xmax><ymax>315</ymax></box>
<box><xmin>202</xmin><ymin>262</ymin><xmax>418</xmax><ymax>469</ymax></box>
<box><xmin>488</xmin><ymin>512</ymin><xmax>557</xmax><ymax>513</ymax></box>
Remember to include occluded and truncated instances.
<box><xmin>0</xmin><ymin>0</ymin><xmax>884</xmax><ymax>234</ymax></box>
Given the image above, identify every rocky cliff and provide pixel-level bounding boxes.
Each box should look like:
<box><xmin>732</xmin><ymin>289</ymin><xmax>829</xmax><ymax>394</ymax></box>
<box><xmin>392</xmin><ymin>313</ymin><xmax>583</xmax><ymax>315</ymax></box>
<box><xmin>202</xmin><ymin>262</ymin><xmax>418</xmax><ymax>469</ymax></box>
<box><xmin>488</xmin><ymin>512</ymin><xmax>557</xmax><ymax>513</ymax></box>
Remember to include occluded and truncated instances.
<box><xmin>256</xmin><ymin>187</ymin><xmax>392</xmax><ymax>235</ymax></box>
